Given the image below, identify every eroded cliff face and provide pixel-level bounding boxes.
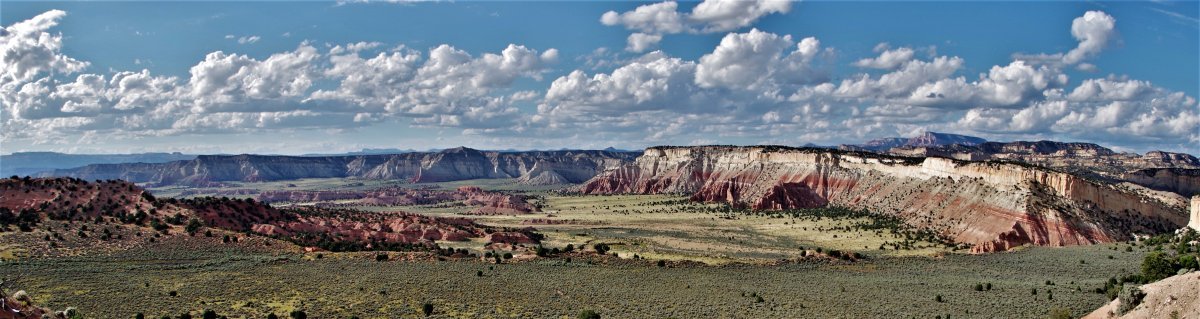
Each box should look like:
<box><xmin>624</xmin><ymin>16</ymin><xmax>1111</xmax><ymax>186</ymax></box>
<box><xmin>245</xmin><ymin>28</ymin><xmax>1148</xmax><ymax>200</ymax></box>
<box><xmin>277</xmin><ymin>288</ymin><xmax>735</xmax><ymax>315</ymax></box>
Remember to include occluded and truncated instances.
<box><xmin>1120</xmin><ymin>168</ymin><xmax>1200</xmax><ymax>197</ymax></box>
<box><xmin>581</xmin><ymin>146</ymin><xmax>1187</xmax><ymax>252</ymax></box>
<box><xmin>1189</xmin><ymin>196</ymin><xmax>1200</xmax><ymax>231</ymax></box>
<box><xmin>887</xmin><ymin>142</ymin><xmax>1200</xmax><ymax>196</ymax></box>
<box><xmin>43</xmin><ymin>148</ymin><xmax>638</xmax><ymax>186</ymax></box>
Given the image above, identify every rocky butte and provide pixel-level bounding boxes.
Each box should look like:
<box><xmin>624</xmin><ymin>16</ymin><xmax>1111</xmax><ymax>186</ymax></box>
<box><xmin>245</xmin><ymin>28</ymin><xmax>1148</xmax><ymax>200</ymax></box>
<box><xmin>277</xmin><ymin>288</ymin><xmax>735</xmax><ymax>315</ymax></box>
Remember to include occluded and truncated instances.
<box><xmin>580</xmin><ymin>146</ymin><xmax>1189</xmax><ymax>252</ymax></box>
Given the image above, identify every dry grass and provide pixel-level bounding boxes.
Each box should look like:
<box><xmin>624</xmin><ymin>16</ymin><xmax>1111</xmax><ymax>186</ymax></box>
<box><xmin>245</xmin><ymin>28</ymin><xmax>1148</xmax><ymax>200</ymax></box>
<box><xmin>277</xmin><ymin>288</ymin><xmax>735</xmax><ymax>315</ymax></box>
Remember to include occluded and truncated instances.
<box><xmin>1</xmin><ymin>239</ymin><xmax>1147</xmax><ymax>319</ymax></box>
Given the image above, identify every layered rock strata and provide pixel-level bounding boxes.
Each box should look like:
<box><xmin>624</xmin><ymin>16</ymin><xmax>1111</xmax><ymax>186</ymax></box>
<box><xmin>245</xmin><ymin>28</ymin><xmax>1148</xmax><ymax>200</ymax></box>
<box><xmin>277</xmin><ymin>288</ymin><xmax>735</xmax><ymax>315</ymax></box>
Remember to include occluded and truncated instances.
<box><xmin>41</xmin><ymin>148</ymin><xmax>637</xmax><ymax>186</ymax></box>
<box><xmin>581</xmin><ymin>146</ymin><xmax>1187</xmax><ymax>252</ymax></box>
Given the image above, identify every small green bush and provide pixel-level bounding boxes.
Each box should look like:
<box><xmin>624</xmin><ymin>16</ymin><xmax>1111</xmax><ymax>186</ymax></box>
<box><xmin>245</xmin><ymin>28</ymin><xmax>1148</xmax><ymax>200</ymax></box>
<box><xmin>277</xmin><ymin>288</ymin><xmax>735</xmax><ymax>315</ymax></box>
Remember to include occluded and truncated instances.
<box><xmin>1116</xmin><ymin>286</ymin><xmax>1145</xmax><ymax>315</ymax></box>
<box><xmin>578</xmin><ymin>309</ymin><xmax>601</xmax><ymax>319</ymax></box>
<box><xmin>422</xmin><ymin>302</ymin><xmax>434</xmax><ymax>316</ymax></box>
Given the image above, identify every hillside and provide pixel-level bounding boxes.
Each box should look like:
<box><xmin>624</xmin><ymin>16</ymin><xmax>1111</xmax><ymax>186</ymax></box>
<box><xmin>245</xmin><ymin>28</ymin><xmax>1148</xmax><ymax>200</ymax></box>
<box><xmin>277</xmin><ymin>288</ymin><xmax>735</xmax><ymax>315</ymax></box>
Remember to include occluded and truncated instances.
<box><xmin>579</xmin><ymin>146</ymin><xmax>1188</xmax><ymax>252</ymax></box>
<box><xmin>0</xmin><ymin>177</ymin><xmax>539</xmax><ymax>256</ymax></box>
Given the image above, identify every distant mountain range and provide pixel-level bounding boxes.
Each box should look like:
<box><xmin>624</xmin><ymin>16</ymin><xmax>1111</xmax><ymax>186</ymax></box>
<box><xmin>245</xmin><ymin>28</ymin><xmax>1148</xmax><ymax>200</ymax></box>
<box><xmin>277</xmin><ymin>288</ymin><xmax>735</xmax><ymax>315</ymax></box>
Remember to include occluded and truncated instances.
<box><xmin>14</xmin><ymin>133</ymin><xmax>1200</xmax><ymax>196</ymax></box>
<box><xmin>38</xmin><ymin>147</ymin><xmax>638</xmax><ymax>187</ymax></box>
<box><xmin>0</xmin><ymin>152</ymin><xmax>197</xmax><ymax>177</ymax></box>
<box><xmin>842</xmin><ymin>132</ymin><xmax>988</xmax><ymax>151</ymax></box>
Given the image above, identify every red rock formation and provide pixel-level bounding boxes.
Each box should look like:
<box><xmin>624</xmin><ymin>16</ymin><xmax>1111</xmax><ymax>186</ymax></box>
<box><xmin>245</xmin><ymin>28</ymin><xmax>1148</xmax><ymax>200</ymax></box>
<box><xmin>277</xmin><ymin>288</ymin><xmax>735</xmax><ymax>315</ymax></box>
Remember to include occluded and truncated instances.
<box><xmin>259</xmin><ymin>185</ymin><xmax>540</xmax><ymax>215</ymax></box>
<box><xmin>250</xmin><ymin>209</ymin><xmax>485</xmax><ymax>245</ymax></box>
<box><xmin>460</xmin><ymin>186</ymin><xmax>539</xmax><ymax>215</ymax></box>
<box><xmin>581</xmin><ymin>146</ymin><xmax>1187</xmax><ymax>252</ymax></box>
<box><xmin>1</xmin><ymin>177</ymin><xmax>541</xmax><ymax>252</ymax></box>
<box><xmin>486</xmin><ymin>231</ymin><xmax>539</xmax><ymax>244</ymax></box>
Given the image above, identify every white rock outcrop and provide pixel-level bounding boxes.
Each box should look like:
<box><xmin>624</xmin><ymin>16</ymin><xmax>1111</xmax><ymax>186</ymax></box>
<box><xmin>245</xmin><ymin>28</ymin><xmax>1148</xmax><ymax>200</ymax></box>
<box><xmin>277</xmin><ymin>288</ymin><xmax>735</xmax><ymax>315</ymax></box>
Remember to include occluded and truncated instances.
<box><xmin>1190</xmin><ymin>196</ymin><xmax>1200</xmax><ymax>231</ymax></box>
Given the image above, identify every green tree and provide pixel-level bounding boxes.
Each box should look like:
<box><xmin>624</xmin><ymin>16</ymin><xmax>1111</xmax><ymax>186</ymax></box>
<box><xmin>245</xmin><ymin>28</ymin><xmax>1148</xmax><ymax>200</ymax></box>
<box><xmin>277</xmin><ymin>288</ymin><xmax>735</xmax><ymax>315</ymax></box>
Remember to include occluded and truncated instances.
<box><xmin>185</xmin><ymin>218</ymin><xmax>203</xmax><ymax>235</ymax></box>
<box><xmin>1178</xmin><ymin>254</ymin><xmax>1198</xmax><ymax>270</ymax></box>
<box><xmin>422</xmin><ymin>302</ymin><xmax>434</xmax><ymax>316</ymax></box>
<box><xmin>1141</xmin><ymin>251</ymin><xmax>1176</xmax><ymax>282</ymax></box>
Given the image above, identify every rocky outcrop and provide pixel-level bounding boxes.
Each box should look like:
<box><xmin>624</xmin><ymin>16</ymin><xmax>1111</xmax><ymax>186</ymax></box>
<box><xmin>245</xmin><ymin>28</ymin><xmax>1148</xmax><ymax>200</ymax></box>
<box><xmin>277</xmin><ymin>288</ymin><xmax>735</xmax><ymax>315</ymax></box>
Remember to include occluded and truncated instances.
<box><xmin>40</xmin><ymin>148</ymin><xmax>637</xmax><ymax>187</ymax></box>
<box><xmin>1190</xmin><ymin>196</ymin><xmax>1200</xmax><ymax>231</ymax></box>
<box><xmin>457</xmin><ymin>186</ymin><xmax>540</xmax><ymax>215</ymax></box>
<box><xmin>581</xmin><ymin>146</ymin><xmax>1187</xmax><ymax>252</ymax></box>
<box><xmin>1084</xmin><ymin>271</ymin><xmax>1200</xmax><ymax>319</ymax></box>
<box><xmin>250</xmin><ymin>209</ymin><xmax>484</xmax><ymax>245</ymax></box>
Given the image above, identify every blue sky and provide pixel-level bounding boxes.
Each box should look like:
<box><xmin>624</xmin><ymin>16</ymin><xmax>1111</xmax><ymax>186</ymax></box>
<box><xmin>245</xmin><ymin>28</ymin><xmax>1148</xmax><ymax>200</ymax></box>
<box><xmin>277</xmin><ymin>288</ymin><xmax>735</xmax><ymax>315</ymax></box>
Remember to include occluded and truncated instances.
<box><xmin>1</xmin><ymin>0</ymin><xmax>1197</xmax><ymax>154</ymax></box>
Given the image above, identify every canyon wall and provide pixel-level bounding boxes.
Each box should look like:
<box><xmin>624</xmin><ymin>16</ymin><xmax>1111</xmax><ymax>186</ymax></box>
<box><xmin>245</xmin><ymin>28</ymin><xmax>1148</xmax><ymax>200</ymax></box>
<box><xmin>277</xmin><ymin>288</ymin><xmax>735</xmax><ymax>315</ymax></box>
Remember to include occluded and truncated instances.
<box><xmin>886</xmin><ymin>141</ymin><xmax>1200</xmax><ymax>195</ymax></box>
<box><xmin>581</xmin><ymin>146</ymin><xmax>1188</xmax><ymax>252</ymax></box>
<box><xmin>1191</xmin><ymin>196</ymin><xmax>1200</xmax><ymax>231</ymax></box>
<box><xmin>1120</xmin><ymin>168</ymin><xmax>1200</xmax><ymax>197</ymax></box>
<box><xmin>40</xmin><ymin>148</ymin><xmax>637</xmax><ymax>186</ymax></box>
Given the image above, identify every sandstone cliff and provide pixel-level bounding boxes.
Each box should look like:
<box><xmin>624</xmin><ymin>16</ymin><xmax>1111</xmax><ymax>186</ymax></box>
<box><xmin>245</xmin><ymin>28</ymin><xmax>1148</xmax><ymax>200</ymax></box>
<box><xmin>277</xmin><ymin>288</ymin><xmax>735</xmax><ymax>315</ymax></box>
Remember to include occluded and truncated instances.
<box><xmin>887</xmin><ymin>141</ymin><xmax>1200</xmax><ymax>196</ymax></box>
<box><xmin>40</xmin><ymin>148</ymin><xmax>637</xmax><ymax>187</ymax></box>
<box><xmin>1190</xmin><ymin>196</ymin><xmax>1200</xmax><ymax>231</ymax></box>
<box><xmin>580</xmin><ymin>146</ymin><xmax>1187</xmax><ymax>252</ymax></box>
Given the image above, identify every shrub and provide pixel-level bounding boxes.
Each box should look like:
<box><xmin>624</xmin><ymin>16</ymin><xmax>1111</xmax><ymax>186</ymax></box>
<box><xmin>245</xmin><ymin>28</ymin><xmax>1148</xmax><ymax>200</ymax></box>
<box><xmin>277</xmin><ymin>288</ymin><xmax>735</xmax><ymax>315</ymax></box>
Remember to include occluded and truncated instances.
<box><xmin>375</xmin><ymin>253</ymin><xmax>389</xmax><ymax>262</ymax></box>
<box><xmin>422</xmin><ymin>302</ymin><xmax>434</xmax><ymax>316</ymax></box>
<box><xmin>477</xmin><ymin>270</ymin><xmax>484</xmax><ymax>277</ymax></box>
<box><xmin>1046</xmin><ymin>308</ymin><xmax>1071</xmax><ymax>319</ymax></box>
<box><xmin>1116</xmin><ymin>286</ymin><xmax>1145</xmax><ymax>315</ymax></box>
<box><xmin>1141</xmin><ymin>251</ymin><xmax>1175</xmax><ymax>282</ymax></box>
<box><xmin>136</xmin><ymin>313</ymin><xmax>145</xmax><ymax>319</ymax></box>
<box><xmin>63</xmin><ymin>307</ymin><xmax>82</xmax><ymax>319</ymax></box>
<box><xmin>973</xmin><ymin>283</ymin><xmax>983</xmax><ymax>291</ymax></box>
<box><xmin>593</xmin><ymin>243</ymin><xmax>610</xmax><ymax>255</ymax></box>
<box><xmin>202</xmin><ymin>310</ymin><xmax>218</xmax><ymax>319</ymax></box>
<box><xmin>935</xmin><ymin>295</ymin><xmax>943</xmax><ymax>302</ymax></box>
<box><xmin>985</xmin><ymin>283</ymin><xmax>992</xmax><ymax>291</ymax></box>
<box><xmin>185</xmin><ymin>218</ymin><xmax>204</xmax><ymax>234</ymax></box>
<box><xmin>266</xmin><ymin>313</ymin><xmax>278</xmax><ymax>319</ymax></box>
<box><xmin>289</xmin><ymin>310</ymin><xmax>307</xmax><ymax>319</ymax></box>
<box><xmin>578</xmin><ymin>309</ymin><xmax>601</xmax><ymax>319</ymax></box>
<box><xmin>1178</xmin><ymin>254</ymin><xmax>1198</xmax><ymax>270</ymax></box>
<box><xmin>657</xmin><ymin>260</ymin><xmax>666</xmax><ymax>267</ymax></box>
